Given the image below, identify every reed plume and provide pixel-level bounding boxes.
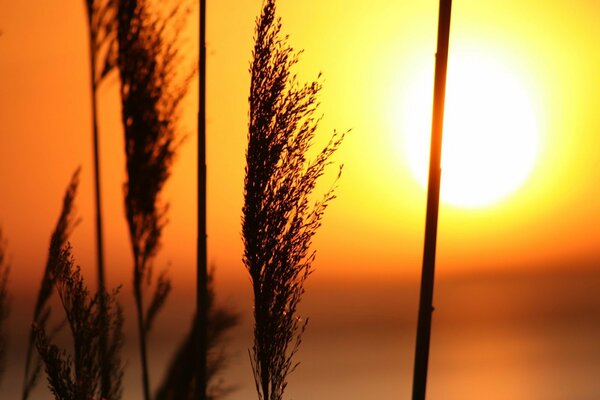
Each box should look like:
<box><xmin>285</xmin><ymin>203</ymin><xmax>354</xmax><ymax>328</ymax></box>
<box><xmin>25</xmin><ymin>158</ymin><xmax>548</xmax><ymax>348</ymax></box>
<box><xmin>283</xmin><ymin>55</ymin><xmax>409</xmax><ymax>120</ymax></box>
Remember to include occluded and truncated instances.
<box><xmin>243</xmin><ymin>1</ymin><xmax>345</xmax><ymax>399</ymax></box>
<box><xmin>116</xmin><ymin>1</ymin><xmax>192</xmax><ymax>398</ymax></box>
<box><xmin>22</xmin><ymin>168</ymin><xmax>80</xmax><ymax>400</ymax></box>
<box><xmin>84</xmin><ymin>0</ymin><xmax>117</xmax><ymax>84</ymax></box>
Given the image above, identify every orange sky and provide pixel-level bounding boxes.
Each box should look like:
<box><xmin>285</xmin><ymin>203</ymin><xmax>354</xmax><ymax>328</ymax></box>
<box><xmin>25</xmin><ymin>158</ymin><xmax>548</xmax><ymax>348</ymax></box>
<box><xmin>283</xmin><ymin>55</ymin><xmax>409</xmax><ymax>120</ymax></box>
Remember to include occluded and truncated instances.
<box><xmin>2</xmin><ymin>1</ymin><xmax>600</xmax><ymax>398</ymax></box>
<box><xmin>2</xmin><ymin>0</ymin><xmax>599</xmax><ymax>294</ymax></box>
<box><xmin>0</xmin><ymin>0</ymin><xmax>600</xmax><ymax>310</ymax></box>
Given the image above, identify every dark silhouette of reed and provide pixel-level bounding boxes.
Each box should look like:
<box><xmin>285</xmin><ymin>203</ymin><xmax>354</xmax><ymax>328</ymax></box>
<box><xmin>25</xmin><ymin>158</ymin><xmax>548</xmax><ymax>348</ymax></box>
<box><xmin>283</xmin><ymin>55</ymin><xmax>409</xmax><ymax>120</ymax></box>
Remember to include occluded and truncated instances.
<box><xmin>22</xmin><ymin>169</ymin><xmax>81</xmax><ymax>400</ymax></box>
<box><xmin>34</xmin><ymin>241</ymin><xmax>124</xmax><ymax>400</ymax></box>
<box><xmin>116</xmin><ymin>1</ymin><xmax>192</xmax><ymax>398</ymax></box>
<box><xmin>83</xmin><ymin>1</ymin><xmax>116</xmax><ymax>396</ymax></box>
<box><xmin>0</xmin><ymin>227</ymin><xmax>10</xmax><ymax>384</ymax></box>
<box><xmin>243</xmin><ymin>1</ymin><xmax>344</xmax><ymax>398</ymax></box>
<box><xmin>156</xmin><ymin>271</ymin><xmax>239</xmax><ymax>400</ymax></box>
<box><xmin>197</xmin><ymin>1</ymin><xmax>208</xmax><ymax>398</ymax></box>
<box><xmin>412</xmin><ymin>1</ymin><xmax>452</xmax><ymax>399</ymax></box>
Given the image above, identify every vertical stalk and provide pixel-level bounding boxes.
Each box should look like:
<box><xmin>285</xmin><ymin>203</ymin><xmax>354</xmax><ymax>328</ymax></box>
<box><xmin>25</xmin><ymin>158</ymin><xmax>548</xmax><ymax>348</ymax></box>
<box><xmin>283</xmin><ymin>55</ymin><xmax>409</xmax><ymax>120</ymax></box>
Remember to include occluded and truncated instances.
<box><xmin>197</xmin><ymin>0</ymin><xmax>208</xmax><ymax>399</ymax></box>
<box><xmin>412</xmin><ymin>1</ymin><xmax>452</xmax><ymax>399</ymax></box>
<box><xmin>86</xmin><ymin>5</ymin><xmax>109</xmax><ymax>397</ymax></box>
<box><xmin>134</xmin><ymin>267</ymin><xmax>151</xmax><ymax>400</ymax></box>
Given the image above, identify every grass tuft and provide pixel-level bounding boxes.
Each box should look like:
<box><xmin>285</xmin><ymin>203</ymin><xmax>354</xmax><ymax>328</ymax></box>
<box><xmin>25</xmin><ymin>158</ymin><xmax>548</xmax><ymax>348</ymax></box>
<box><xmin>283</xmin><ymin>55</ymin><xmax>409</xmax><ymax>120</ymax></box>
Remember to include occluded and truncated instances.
<box><xmin>155</xmin><ymin>271</ymin><xmax>240</xmax><ymax>400</ymax></box>
<box><xmin>34</xmin><ymin>243</ymin><xmax>124</xmax><ymax>400</ymax></box>
<box><xmin>22</xmin><ymin>168</ymin><xmax>81</xmax><ymax>400</ymax></box>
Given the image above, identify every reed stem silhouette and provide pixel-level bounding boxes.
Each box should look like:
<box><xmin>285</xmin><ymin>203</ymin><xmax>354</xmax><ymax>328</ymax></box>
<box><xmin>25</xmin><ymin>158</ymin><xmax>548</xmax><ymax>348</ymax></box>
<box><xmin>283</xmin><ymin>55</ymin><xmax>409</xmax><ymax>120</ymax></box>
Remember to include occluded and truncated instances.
<box><xmin>116</xmin><ymin>1</ymin><xmax>192</xmax><ymax>398</ymax></box>
<box><xmin>412</xmin><ymin>1</ymin><xmax>452</xmax><ymax>399</ymax></box>
<box><xmin>243</xmin><ymin>1</ymin><xmax>345</xmax><ymax>398</ymax></box>
<box><xmin>83</xmin><ymin>0</ymin><xmax>116</xmax><ymax>396</ymax></box>
<box><xmin>0</xmin><ymin>227</ymin><xmax>10</xmax><ymax>384</ymax></box>
<box><xmin>197</xmin><ymin>1</ymin><xmax>208</xmax><ymax>398</ymax></box>
<box><xmin>22</xmin><ymin>168</ymin><xmax>80</xmax><ymax>400</ymax></box>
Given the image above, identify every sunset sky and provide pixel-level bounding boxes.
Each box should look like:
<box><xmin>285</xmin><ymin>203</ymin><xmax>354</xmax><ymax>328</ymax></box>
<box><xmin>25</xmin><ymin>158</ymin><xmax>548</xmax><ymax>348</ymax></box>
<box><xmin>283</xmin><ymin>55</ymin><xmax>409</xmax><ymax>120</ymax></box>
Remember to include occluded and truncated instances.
<box><xmin>1</xmin><ymin>1</ymin><xmax>600</xmax><ymax>399</ymax></box>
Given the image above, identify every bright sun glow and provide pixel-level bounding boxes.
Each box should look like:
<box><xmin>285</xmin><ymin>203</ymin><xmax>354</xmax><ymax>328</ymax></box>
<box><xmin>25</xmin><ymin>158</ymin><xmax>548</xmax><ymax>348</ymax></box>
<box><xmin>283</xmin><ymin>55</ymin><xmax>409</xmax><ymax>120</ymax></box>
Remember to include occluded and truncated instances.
<box><xmin>395</xmin><ymin>50</ymin><xmax>540</xmax><ymax>208</ymax></box>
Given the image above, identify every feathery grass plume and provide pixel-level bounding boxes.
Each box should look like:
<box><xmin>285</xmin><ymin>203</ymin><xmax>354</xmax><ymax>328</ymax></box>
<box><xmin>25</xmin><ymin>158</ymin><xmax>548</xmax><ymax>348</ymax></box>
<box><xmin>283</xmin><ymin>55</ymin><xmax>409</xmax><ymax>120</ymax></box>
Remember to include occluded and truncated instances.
<box><xmin>243</xmin><ymin>1</ymin><xmax>345</xmax><ymax>399</ymax></box>
<box><xmin>34</xmin><ymin>243</ymin><xmax>124</xmax><ymax>400</ymax></box>
<box><xmin>83</xmin><ymin>0</ymin><xmax>117</xmax><ymax>396</ymax></box>
<box><xmin>85</xmin><ymin>0</ymin><xmax>117</xmax><ymax>84</ymax></box>
<box><xmin>116</xmin><ymin>1</ymin><xmax>192</xmax><ymax>398</ymax></box>
<box><xmin>155</xmin><ymin>271</ymin><xmax>240</xmax><ymax>400</ymax></box>
<box><xmin>22</xmin><ymin>168</ymin><xmax>81</xmax><ymax>400</ymax></box>
<box><xmin>0</xmin><ymin>227</ymin><xmax>10</xmax><ymax>384</ymax></box>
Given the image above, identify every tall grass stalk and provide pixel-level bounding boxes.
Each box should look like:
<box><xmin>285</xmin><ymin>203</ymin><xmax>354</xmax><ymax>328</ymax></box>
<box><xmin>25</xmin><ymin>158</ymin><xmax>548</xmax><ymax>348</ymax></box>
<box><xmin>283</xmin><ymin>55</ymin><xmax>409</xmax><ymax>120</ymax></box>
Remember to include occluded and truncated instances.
<box><xmin>197</xmin><ymin>1</ymin><xmax>208</xmax><ymax>398</ymax></box>
<box><xmin>243</xmin><ymin>1</ymin><xmax>345</xmax><ymax>399</ymax></box>
<box><xmin>83</xmin><ymin>1</ymin><xmax>116</xmax><ymax>396</ymax></box>
<box><xmin>116</xmin><ymin>1</ymin><xmax>192</xmax><ymax>398</ymax></box>
<box><xmin>22</xmin><ymin>169</ymin><xmax>80</xmax><ymax>400</ymax></box>
<box><xmin>412</xmin><ymin>1</ymin><xmax>452</xmax><ymax>398</ymax></box>
<box><xmin>0</xmin><ymin>227</ymin><xmax>10</xmax><ymax>384</ymax></box>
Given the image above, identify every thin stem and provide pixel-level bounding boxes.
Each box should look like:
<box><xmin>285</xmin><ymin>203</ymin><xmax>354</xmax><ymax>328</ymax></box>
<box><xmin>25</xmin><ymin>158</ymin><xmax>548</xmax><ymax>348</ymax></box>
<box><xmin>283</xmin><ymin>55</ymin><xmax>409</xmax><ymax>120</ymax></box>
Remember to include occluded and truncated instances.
<box><xmin>197</xmin><ymin>0</ymin><xmax>208</xmax><ymax>399</ymax></box>
<box><xmin>134</xmin><ymin>267</ymin><xmax>151</xmax><ymax>400</ymax></box>
<box><xmin>86</xmin><ymin>6</ymin><xmax>109</xmax><ymax>397</ymax></box>
<box><xmin>412</xmin><ymin>1</ymin><xmax>452</xmax><ymax>399</ymax></box>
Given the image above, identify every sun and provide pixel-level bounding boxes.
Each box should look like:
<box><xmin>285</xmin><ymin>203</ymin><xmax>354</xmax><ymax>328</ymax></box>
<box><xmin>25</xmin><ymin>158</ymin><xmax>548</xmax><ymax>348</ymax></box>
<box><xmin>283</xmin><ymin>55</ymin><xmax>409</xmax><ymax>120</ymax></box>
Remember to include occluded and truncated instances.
<box><xmin>394</xmin><ymin>49</ymin><xmax>540</xmax><ymax>208</ymax></box>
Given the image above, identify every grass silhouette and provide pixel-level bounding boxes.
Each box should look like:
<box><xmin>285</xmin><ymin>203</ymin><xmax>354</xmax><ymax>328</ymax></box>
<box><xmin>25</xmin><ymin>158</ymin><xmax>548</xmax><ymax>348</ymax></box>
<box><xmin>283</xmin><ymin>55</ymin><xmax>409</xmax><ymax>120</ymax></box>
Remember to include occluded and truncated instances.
<box><xmin>22</xmin><ymin>168</ymin><xmax>81</xmax><ymax>400</ymax></box>
<box><xmin>34</xmin><ymin>242</ymin><xmax>124</xmax><ymax>400</ymax></box>
<box><xmin>116</xmin><ymin>1</ymin><xmax>192</xmax><ymax>398</ymax></box>
<box><xmin>412</xmin><ymin>2</ymin><xmax>452</xmax><ymax>398</ymax></box>
<box><xmin>155</xmin><ymin>271</ymin><xmax>239</xmax><ymax>400</ymax></box>
<box><xmin>83</xmin><ymin>0</ymin><xmax>117</xmax><ymax>396</ymax></box>
<box><xmin>243</xmin><ymin>1</ymin><xmax>345</xmax><ymax>399</ymax></box>
<box><xmin>197</xmin><ymin>0</ymin><xmax>208</xmax><ymax>398</ymax></box>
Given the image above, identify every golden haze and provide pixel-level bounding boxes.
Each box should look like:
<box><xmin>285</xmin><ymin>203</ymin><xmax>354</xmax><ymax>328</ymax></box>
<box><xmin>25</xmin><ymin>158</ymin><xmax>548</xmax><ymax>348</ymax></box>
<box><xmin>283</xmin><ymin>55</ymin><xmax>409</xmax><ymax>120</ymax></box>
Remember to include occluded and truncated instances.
<box><xmin>1</xmin><ymin>1</ymin><xmax>600</xmax><ymax>399</ymax></box>
<box><xmin>0</xmin><ymin>0</ymin><xmax>599</xmax><ymax>290</ymax></box>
